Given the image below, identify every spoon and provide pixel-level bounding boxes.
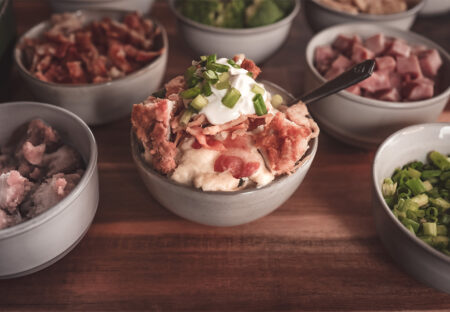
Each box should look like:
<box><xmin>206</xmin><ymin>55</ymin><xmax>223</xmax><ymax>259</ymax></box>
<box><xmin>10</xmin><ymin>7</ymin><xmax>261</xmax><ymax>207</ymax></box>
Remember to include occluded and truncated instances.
<box><xmin>294</xmin><ymin>59</ymin><xmax>376</xmax><ymax>106</ymax></box>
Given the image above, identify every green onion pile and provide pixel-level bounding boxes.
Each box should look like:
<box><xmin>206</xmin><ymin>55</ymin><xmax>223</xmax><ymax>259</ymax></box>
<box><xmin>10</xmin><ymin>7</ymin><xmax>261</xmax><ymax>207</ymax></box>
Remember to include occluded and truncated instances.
<box><xmin>382</xmin><ymin>151</ymin><xmax>450</xmax><ymax>255</ymax></box>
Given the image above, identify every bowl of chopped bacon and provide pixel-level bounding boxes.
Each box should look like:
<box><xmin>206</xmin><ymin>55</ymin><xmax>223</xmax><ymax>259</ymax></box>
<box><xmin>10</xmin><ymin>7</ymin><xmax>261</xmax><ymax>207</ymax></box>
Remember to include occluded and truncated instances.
<box><xmin>130</xmin><ymin>54</ymin><xmax>319</xmax><ymax>227</ymax></box>
<box><xmin>14</xmin><ymin>10</ymin><xmax>168</xmax><ymax>125</ymax></box>
<box><xmin>305</xmin><ymin>23</ymin><xmax>450</xmax><ymax>149</ymax></box>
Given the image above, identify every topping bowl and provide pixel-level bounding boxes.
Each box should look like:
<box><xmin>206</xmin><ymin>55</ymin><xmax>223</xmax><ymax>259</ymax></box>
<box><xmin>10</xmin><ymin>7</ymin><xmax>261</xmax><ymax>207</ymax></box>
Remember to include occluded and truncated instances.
<box><xmin>131</xmin><ymin>81</ymin><xmax>318</xmax><ymax>227</ymax></box>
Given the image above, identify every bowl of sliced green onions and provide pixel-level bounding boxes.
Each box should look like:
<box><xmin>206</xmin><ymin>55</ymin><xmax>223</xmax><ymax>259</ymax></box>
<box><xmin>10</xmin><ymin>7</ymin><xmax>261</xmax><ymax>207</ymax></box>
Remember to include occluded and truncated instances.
<box><xmin>373</xmin><ymin>123</ymin><xmax>450</xmax><ymax>293</ymax></box>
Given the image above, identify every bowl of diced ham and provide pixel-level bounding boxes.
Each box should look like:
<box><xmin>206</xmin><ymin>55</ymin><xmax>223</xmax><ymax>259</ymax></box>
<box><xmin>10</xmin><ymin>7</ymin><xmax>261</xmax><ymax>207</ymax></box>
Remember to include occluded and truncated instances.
<box><xmin>0</xmin><ymin>102</ymin><xmax>98</xmax><ymax>278</ymax></box>
<box><xmin>14</xmin><ymin>10</ymin><xmax>168</xmax><ymax>125</ymax></box>
<box><xmin>304</xmin><ymin>0</ymin><xmax>424</xmax><ymax>32</ymax></box>
<box><xmin>305</xmin><ymin>23</ymin><xmax>450</xmax><ymax>149</ymax></box>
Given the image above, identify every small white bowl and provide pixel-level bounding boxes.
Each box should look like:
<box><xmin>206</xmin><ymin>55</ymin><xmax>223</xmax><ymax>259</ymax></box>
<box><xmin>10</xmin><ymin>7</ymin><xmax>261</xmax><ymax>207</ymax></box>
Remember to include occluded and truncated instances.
<box><xmin>305</xmin><ymin>23</ymin><xmax>450</xmax><ymax>149</ymax></box>
<box><xmin>49</xmin><ymin>0</ymin><xmax>155</xmax><ymax>14</ymax></box>
<box><xmin>131</xmin><ymin>81</ymin><xmax>318</xmax><ymax>227</ymax></box>
<box><xmin>169</xmin><ymin>0</ymin><xmax>300</xmax><ymax>64</ymax></box>
<box><xmin>373</xmin><ymin>123</ymin><xmax>450</xmax><ymax>293</ymax></box>
<box><xmin>0</xmin><ymin>102</ymin><xmax>99</xmax><ymax>278</ymax></box>
<box><xmin>14</xmin><ymin>9</ymin><xmax>168</xmax><ymax>126</ymax></box>
<box><xmin>304</xmin><ymin>0</ymin><xmax>425</xmax><ymax>32</ymax></box>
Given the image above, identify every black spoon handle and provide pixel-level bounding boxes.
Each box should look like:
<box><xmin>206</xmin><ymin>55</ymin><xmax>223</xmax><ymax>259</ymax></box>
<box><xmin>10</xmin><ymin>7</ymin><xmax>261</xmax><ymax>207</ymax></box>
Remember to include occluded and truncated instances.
<box><xmin>296</xmin><ymin>59</ymin><xmax>376</xmax><ymax>105</ymax></box>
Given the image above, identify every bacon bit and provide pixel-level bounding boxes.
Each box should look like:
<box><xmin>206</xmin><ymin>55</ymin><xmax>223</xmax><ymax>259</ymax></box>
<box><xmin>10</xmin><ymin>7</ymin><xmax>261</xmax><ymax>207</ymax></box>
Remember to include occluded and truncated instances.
<box><xmin>214</xmin><ymin>155</ymin><xmax>260</xmax><ymax>179</ymax></box>
<box><xmin>241</xmin><ymin>59</ymin><xmax>261</xmax><ymax>79</ymax></box>
<box><xmin>165</xmin><ymin>75</ymin><xmax>186</xmax><ymax>96</ymax></box>
<box><xmin>66</xmin><ymin>61</ymin><xmax>87</xmax><ymax>83</ymax></box>
<box><xmin>254</xmin><ymin>112</ymin><xmax>312</xmax><ymax>175</ymax></box>
<box><xmin>187</xmin><ymin>127</ymin><xmax>225</xmax><ymax>151</ymax></box>
<box><xmin>202</xmin><ymin>115</ymin><xmax>248</xmax><ymax>136</ymax></box>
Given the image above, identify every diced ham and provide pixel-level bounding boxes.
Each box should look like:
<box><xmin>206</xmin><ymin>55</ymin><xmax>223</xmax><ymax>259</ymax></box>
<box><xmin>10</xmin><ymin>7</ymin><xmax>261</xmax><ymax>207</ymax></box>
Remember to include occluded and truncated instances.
<box><xmin>358</xmin><ymin>70</ymin><xmax>391</xmax><ymax>93</ymax></box>
<box><xmin>377</xmin><ymin>88</ymin><xmax>401</xmax><ymax>102</ymax></box>
<box><xmin>333</xmin><ymin>34</ymin><xmax>356</xmax><ymax>53</ymax></box>
<box><xmin>375</xmin><ymin>56</ymin><xmax>396</xmax><ymax>72</ymax></box>
<box><xmin>365</xmin><ymin>33</ymin><xmax>386</xmax><ymax>55</ymax></box>
<box><xmin>324</xmin><ymin>54</ymin><xmax>352</xmax><ymax>79</ymax></box>
<box><xmin>419</xmin><ymin>49</ymin><xmax>443</xmax><ymax>77</ymax></box>
<box><xmin>387</xmin><ymin>39</ymin><xmax>411</xmax><ymax>58</ymax></box>
<box><xmin>240</xmin><ymin>59</ymin><xmax>261</xmax><ymax>79</ymax></box>
<box><xmin>389</xmin><ymin>72</ymin><xmax>402</xmax><ymax>91</ymax></box>
<box><xmin>346</xmin><ymin>85</ymin><xmax>361</xmax><ymax>95</ymax></box>
<box><xmin>314</xmin><ymin>45</ymin><xmax>337</xmax><ymax>73</ymax></box>
<box><xmin>397</xmin><ymin>55</ymin><xmax>422</xmax><ymax>78</ymax></box>
<box><xmin>0</xmin><ymin>171</ymin><xmax>32</xmax><ymax>213</ymax></box>
<box><xmin>351</xmin><ymin>43</ymin><xmax>375</xmax><ymax>63</ymax></box>
<box><xmin>402</xmin><ymin>77</ymin><xmax>435</xmax><ymax>101</ymax></box>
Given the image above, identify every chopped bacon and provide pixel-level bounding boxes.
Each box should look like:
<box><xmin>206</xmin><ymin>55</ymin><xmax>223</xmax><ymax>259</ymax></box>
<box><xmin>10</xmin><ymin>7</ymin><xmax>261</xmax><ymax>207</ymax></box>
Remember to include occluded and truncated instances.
<box><xmin>240</xmin><ymin>59</ymin><xmax>261</xmax><ymax>79</ymax></box>
<box><xmin>214</xmin><ymin>155</ymin><xmax>260</xmax><ymax>179</ymax></box>
<box><xmin>21</xmin><ymin>12</ymin><xmax>163</xmax><ymax>84</ymax></box>
<box><xmin>131</xmin><ymin>98</ymin><xmax>177</xmax><ymax>174</ymax></box>
<box><xmin>165</xmin><ymin>75</ymin><xmax>186</xmax><ymax>97</ymax></box>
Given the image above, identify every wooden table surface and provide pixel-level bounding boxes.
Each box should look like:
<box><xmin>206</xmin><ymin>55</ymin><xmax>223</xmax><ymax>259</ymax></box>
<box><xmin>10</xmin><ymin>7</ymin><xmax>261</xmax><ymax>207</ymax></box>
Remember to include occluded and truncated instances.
<box><xmin>1</xmin><ymin>1</ymin><xmax>450</xmax><ymax>311</ymax></box>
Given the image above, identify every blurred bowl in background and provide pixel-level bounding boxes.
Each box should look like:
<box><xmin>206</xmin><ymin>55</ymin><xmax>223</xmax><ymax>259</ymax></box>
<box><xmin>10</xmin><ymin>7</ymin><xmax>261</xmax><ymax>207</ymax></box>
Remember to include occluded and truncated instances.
<box><xmin>0</xmin><ymin>102</ymin><xmax>99</xmax><ymax>279</ymax></box>
<box><xmin>0</xmin><ymin>0</ymin><xmax>16</xmax><ymax>100</ymax></box>
<box><xmin>169</xmin><ymin>0</ymin><xmax>300</xmax><ymax>64</ymax></box>
<box><xmin>304</xmin><ymin>0</ymin><xmax>424</xmax><ymax>33</ymax></box>
<box><xmin>419</xmin><ymin>0</ymin><xmax>450</xmax><ymax>16</ymax></box>
<box><xmin>49</xmin><ymin>0</ymin><xmax>155</xmax><ymax>14</ymax></box>
<box><xmin>304</xmin><ymin>23</ymin><xmax>450</xmax><ymax>149</ymax></box>
<box><xmin>14</xmin><ymin>9</ymin><xmax>168</xmax><ymax>126</ymax></box>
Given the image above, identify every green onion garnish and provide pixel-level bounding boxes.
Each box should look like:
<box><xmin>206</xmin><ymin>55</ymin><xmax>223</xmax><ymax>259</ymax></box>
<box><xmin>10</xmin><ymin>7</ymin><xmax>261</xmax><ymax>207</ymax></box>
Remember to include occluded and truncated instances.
<box><xmin>430</xmin><ymin>151</ymin><xmax>450</xmax><ymax>170</ymax></box>
<box><xmin>247</xmin><ymin>72</ymin><xmax>253</xmax><ymax>78</ymax></box>
<box><xmin>253</xmin><ymin>93</ymin><xmax>267</xmax><ymax>116</ymax></box>
<box><xmin>227</xmin><ymin>59</ymin><xmax>240</xmax><ymax>68</ymax></box>
<box><xmin>180</xmin><ymin>87</ymin><xmax>201</xmax><ymax>99</ymax></box>
<box><xmin>202</xmin><ymin>82</ymin><xmax>212</xmax><ymax>96</ymax></box>
<box><xmin>206</xmin><ymin>54</ymin><xmax>217</xmax><ymax>65</ymax></box>
<box><xmin>190</xmin><ymin>94</ymin><xmax>209</xmax><ymax>111</ymax></box>
<box><xmin>206</xmin><ymin>62</ymin><xmax>229</xmax><ymax>73</ymax></box>
<box><xmin>179</xmin><ymin>108</ymin><xmax>194</xmax><ymax>126</ymax></box>
<box><xmin>215</xmin><ymin>72</ymin><xmax>230</xmax><ymax>90</ymax></box>
<box><xmin>271</xmin><ymin>94</ymin><xmax>284</xmax><ymax>108</ymax></box>
<box><xmin>222</xmin><ymin>88</ymin><xmax>241</xmax><ymax>109</ymax></box>
<box><xmin>203</xmin><ymin>70</ymin><xmax>219</xmax><ymax>83</ymax></box>
<box><xmin>251</xmin><ymin>84</ymin><xmax>265</xmax><ymax>95</ymax></box>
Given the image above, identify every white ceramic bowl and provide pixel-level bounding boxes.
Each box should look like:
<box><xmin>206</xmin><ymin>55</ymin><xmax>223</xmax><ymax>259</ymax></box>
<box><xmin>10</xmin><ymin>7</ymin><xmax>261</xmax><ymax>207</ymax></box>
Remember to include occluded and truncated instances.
<box><xmin>169</xmin><ymin>0</ymin><xmax>300</xmax><ymax>64</ymax></box>
<box><xmin>131</xmin><ymin>81</ymin><xmax>318</xmax><ymax>227</ymax></box>
<box><xmin>0</xmin><ymin>101</ymin><xmax>99</xmax><ymax>278</ymax></box>
<box><xmin>49</xmin><ymin>0</ymin><xmax>155</xmax><ymax>14</ymax></box>
<box><xmin>420</xmin><ymin>0</ymin><xmax>450</xmax><ymax>16</ymax></box>
<box><xmin>14</xmin><ymin>9</ymin><xmax>168</xmax><ymax>126</ymax></box>
<box><xmin>305</xmin><ymin>23</ymin><xmax>450</xmax><ymax>149</ymax></box>
<box><xmin>304</xmin><ymin>0</ymin><xmax>424</xmax><ymax>32</ymax></box>
<box><xmin>373</xmin><ymin>123</ymin><xmax>450</xmax><ymax>293</ymax></box>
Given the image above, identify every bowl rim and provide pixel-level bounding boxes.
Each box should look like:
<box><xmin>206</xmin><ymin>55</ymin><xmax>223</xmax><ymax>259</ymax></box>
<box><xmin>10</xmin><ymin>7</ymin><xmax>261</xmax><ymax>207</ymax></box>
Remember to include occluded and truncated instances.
<box><xmin>373</xmin><ymin>122</ymin><xmax>450</xmax><ymax>264</ymax></box>
<box><xmin>168</xmin><ymin>0</ymin><xmax>300</xmax><ymax>35</ymax></box>
<box><xmin>131</xmin><ymin>80</ymin><xmax>319</xmax><ymax>196</ymax></box>
<box><xmin>305</xmin><ymin>22</ymin><xmax>450</xmax><ymax>109</ymax></box>
<box><xmin>0</xmin><ymin>101</ymin><xmax>98</xmax><ymax>240</ymax></box>
<box><xmin>0</xmin><ymin>0</ymin><xmax>8</xmax><ymax>19</ymax></box>
<box><xmin>310</xmin><ymin>0</ymin><xmax>425</xmax><ymax>20</ymax></box>
<box><xmin>14</xmin><ymin>9</ymin><xmax>168</xmax><ymax>89</ymax></box>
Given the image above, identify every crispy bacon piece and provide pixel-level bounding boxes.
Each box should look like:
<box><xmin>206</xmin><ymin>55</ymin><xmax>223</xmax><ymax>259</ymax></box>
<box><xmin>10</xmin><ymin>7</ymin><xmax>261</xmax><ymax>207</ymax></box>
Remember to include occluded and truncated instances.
<box><xmin>132</xmin><ymin>98</ymin><xmax>177</xmax><ymax>174</ymax></box>
<box><xmin>214</xmin><ymin>155</ymin><xmax>260</xmax><ymax>179</ymax></box>
<box><xmin>240</xmin><ymin>59</ymin><xmax>261</xmax><ymax>79</ymax></box>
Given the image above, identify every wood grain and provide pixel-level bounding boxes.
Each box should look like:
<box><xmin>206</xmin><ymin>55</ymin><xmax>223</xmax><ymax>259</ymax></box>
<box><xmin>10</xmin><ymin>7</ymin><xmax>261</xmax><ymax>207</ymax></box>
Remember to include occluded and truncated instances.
<box><xmin>1</xmin><ymin>1</ymin><xmax>450</xmax><ymax>311</ymax></box>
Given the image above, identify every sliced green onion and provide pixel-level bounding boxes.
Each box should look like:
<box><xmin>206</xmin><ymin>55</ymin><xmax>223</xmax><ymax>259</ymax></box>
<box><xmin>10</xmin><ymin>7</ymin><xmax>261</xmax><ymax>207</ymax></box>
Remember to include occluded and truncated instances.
<box><xmin>190</xmin><ymin>94</ymin><xmax>208</xmax><ymax>111</ymax></box>
<box><xmin>206</xmin><ymin>54</ymin><xmax>217</xmax><ymax>65</ymax></box>
<box><xmin>401</xmin><ymin>217</ymin><xmax>420</xmax><ymax>233</ymax></box>
<box><xmin>200</xmin><ymin>55</ymin><xmax>208</xmax><ymax>62</ymax></box>
<box><xmin>215</xmin><ymin>72</ymin><xmax>230</xmax><ymax>90</ymax></box>
<box><xmin>422</xmin><ymin>170</ymin><xmax>441</xmax><ymax>179</ymax></box>
<box><xmin>206</xmin><ymin>62</ymin><xmax>229</xmax><ymax>73</ymax></box>
<box><xmin>184</xmin><ymin>65</ymin><xmax>197</xmax><ymax>80</ymax></box>
<box><xmin>251</xmin><ymin>84</ymin><xmax>265</xmax><ymax>95</ymax></box>
<box><xmin>410</xmin><ymin>193</ymin><xmax>428</xmax><ymax>207</ymax></box>
<box><xmin>180</xmin><ymin>108</ymin><xmax>194</xmax><ymax>126</ymax></box>
<box><xmin>222</xmin><ymin>88</ymin><xmax>241</xmax><ymax>109</ymax></box>
<box><xmin>429</xmin><ymin>151</ymin><xmax>450</xmax><ymax>170</ymax></box>
<box><xmin>426</xmin><ymin>206</ymin><xmax>439</xmax><ymax>220</ymax></box>
<box><xmin>406</xmin><ymin>178</ymin><xmax>427</xmax><ymax>195</ymax></box>
<box><xmin>247</xmin><ymin>72</ymin><xmax>253</xmax><ymax>78</ymax></box>
<box><xmin>271</xmin><ymin>94</ymin><xmax>283</xmax><ymax>108</ymax></box>
<box><xmin>227</xmin><ymin>59</ymin><xmax>240</xmax><ymax>68</ymax></box>
<box><xmin>422</xmin><ymin>180</ymin><xmax>433</xmax><ymax>192</ymax></box>
<box><xmin>437</xmin><ymin>225</ymin><xmax>448</xmax><ymax>236</ymax></box>
<box><xmin>202</xmin><ymin>82</ymin><xmax>212</xmax><ymax>96</ymax></box>
<box><xmin>253</xmin><ymin>93</ymin><xmax>267</xmax><ymax>116</ymax></box>
<box><xmin>423</xmin><ymin>222</ymin><xmax>437</xmax><ymax>236</ymax></box>
<box><xmin>429</xmin><ymin>197</ymin><xmax>450</xmax><ymax>211</ymax></box>
<box><xmin>382</xmin><ymin>178</ymin><xmax>397</xmax><ymax>197</ymax></box>
<box><xmin>180</xmin><ymin>87</ymin><xmax>201</xmax><ymax>99</ymax></box>
<box><xmin>203</xmin><ymin>70</ymin><xmax>219</xmax><ymax>83</ymax></box>
<box><xmin>407</xmin><ymin>167</ymin><xmax>422</xmax><ymax>179</ymax></box>
<box><xmin>441</xmin><ymin>171</ymin><xmax>450</xmax><ymax>181</ymax></box>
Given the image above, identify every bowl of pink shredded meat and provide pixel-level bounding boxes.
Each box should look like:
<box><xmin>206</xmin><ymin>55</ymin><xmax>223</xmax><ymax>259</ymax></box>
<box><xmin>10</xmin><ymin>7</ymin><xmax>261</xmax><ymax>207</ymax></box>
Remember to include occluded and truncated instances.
<box><xmin>14</xmin><ymin>10</ymin><xmax>168</xmax><ymax>125</ymax></box>
<box><xmin>305</xmin><ymin>23</ymin><xmax>450</xmax><ymax>149</ymax></box>
<box><xmin>0</xmin><ymin>102</ymin><xmax>98</xmax><ymax>278</ymax></box>
<box><xmin>131</xmin><ymin>54</ymin><xmax>319</xmax><ymax>226</ymax></box>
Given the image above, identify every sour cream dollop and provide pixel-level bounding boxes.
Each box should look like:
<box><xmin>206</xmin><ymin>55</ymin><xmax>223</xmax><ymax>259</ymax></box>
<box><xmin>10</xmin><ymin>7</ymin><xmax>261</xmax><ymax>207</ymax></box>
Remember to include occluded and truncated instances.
<box><xmin>200</xmin><ymin>58</ymin><xmax>270</xmax><ymax>125</ymax></box>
